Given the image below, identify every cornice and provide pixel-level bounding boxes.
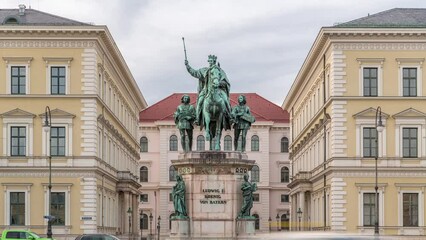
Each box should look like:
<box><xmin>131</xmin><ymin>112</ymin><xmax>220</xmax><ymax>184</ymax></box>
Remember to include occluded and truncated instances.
<box><xmin>0</xmin><ymin>39</ymin><xmax>96</xmax><ymax>48</ymax></box>
<box><xmin>333</xmin><ymin>42</ymin><xmax>426</xmax><ymax>51</ymax></box>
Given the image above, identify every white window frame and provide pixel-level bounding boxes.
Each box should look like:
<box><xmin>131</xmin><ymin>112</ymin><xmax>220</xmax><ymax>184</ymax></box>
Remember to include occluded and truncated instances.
<box><xmin>395</xmin><ymin>124</ymin><xmax>422</xmax><ymax>158</ymax></box>
<box><xmin>3</xmin><ymin>119</ymin><xmax>34</xmax><ymax>157</ymax></box>
<box><xmin>43</xmin><ymin>183</ymin><xmax>72</xmax><ymax>227</ymax></box>
<box><xmin>9</xmin><ymin>65</ymin><xmax>30</xmax><ymax>95</ymax></box>
<box><xmin>361</xmin><ymin>126</ymin><xmax>378</xmax><ymax>158</ymax></box>
<box><xmin>356</xmin><ymin>184</ymin><xmax>386</xmax><ymax>232</ymax></box>
<box><xmin>397</xmin><ymin>189</ymin><xmax>424</xmax><ymax>233</ymax></box>
<box><xmin>41</xmin><ymin>117</ymin><xmax>73</xmax><ymax>157</ymax></box>
<box><xmin>2</xmin><ymin>183</ymin><xmax>32</xmax><ymax>225</ymax></box>
<box><xmin>43</xmin><ymin>57</ymin><xmax>72</xmax><ymax>95</ymax></box>
<box><xmin>357</xmin><ymin>58</ymin><xmax>384</xmax><ymax>97</ymax></box>
<box><xmin>396</xmin><ymin>58</ymin><xmax>424</xmax><ymax>97</ymax></box>
<box><xmin>355</xmin><ymin>119</ymin><xmax>387</xmax><ymax>158</ymax></box>
<box><xmin>3</xmin><ymin>57</ymin><xmax>32</xmax><ymax>95</ymax></box>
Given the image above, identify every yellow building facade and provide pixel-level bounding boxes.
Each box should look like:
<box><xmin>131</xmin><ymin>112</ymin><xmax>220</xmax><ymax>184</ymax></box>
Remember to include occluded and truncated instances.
<box><xmin>283</xmin><ymin>9</ymin><xmax>426</xmax><ymax>236</ymax></box>
<box><xmin>0</xmin><ymin>6</ymin><xmax>146</xmax><ymax>238</ymax></box>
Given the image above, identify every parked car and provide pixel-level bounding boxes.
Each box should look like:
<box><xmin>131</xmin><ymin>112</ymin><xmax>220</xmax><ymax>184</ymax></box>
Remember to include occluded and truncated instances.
<box><xmin>0</xmin><ymin>230</ymin><xmax>52</xmax><ymax>240</ymax></box>
<box><xmin>74</xmin><ymin>234</ymin><xmax>119</xmax><ymax>240</ymax></box>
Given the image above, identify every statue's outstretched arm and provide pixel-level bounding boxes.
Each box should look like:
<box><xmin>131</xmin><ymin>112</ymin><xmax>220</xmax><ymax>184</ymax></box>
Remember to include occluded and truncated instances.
<box><xmin>185</xmin><ymin>62</ymin><xmax>203</xmax><ymax>79</ymax></box>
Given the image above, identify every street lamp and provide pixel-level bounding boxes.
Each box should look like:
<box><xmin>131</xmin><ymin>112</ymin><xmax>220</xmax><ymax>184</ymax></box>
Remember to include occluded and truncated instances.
<box><xmin>127</xmin><ymin>207</ymin><xmax>132</xmax><ymax>239</ymax></box>
<box><xmin>149</xmin><ymin>213</ymin><xmax>153</xmax><ymax>237</ymax></box>
<box><xmin>375</xmin><ymin>107</ymin><xmax>384</xmax><ymax>235</ymax></box>
<box><xmin>297</xmin><ymin>208</ymin><xmax>303</xmax><ymax>231</ymax></box>
<box><xmin>156</xmin><ymin>216</ymin><xmax>161</xmax><ymax>240</ymax></box>
<box><xmin>268</xmin><ymin>217</ymin><xmax>271</xmax><ymax>232</ymax></box>
<box><xmin>140</xmin><ymin>209</ymin><xmax>143</xmax><ymax>240</ymax></box>
<box><xmin>43</xmin><ymin>106</ymin><xmax>53</xmax><ymax>239</ymax></box>
<box><xmin>275</xmin><ymin>213</ymin><xmax>280</xmax><ymax>231</ymax></box>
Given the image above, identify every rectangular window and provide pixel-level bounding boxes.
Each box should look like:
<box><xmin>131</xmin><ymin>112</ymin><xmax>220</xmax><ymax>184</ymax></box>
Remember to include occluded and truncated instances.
<box><xmin>51</xmin><ymin>66</ymin><xmax>66</xmax><ymax>95</ymax></box>
<box><xmin>363</xmin><ymin>68</ymin><xmax>378</xmax><ymax>96</ymax></box>
<box><xmin>51</xmin><ymin>192</ymin><xmax>65</xmax><ymax>225</ymax></box>
<box><xmin>363</xmin><ymin>127</ymin><xmax>377</xmax><ymax>157</ymax></box>
<box><xmin>11</xmin><ymin>126</ymin><xmax>26</xmax><ymax>156</ymax></box>
<box><xmin>363</xmin><ymin>193</ymin><xmax>377</xmax><ymax>226</ymax></box>
<box><xmin>402</xmin><ymin>128</ymin><xmax>417</xmax><ymax>158</ymax></box>
<box><xmin>10</xmin><ymin>192</ymin><xmax>25</xmax><ymax>225</ymax></box>
<box><xmin>51</xmin><ymin>127</ymin><xmax>66</xmax><ymax>156</ymax></box>
<box><xmin>140</xmin><ymin>194</ymin><xmax>148</xmax><ymax>203</ymax></box>
<box><xmin>253</xmin><ymin>194</ymin><xmax>259</xmax><ymax>202</ymax></box>
<box><xmin>403</xmin><ymin>193</ymin><xmax>418</xmax><ymax>226</ymax></box>
<box><xmin>281</xmin><ymin>194</ymin><xmax>289</xmax><ymax>203</ymax></box>
<box><xmin>403</xmin><ymin>68</ymin><xmax>417</xmax><ymax>97</ymax></box>
<box><xmin>11</xmin><ymin>66</ymin><xmax>26</xmax><ymax>94</ymax></box>
<box><xmin>169</xmin><ymin>193</ymin><xmax>173</xmax><ymax>202</ymax></box>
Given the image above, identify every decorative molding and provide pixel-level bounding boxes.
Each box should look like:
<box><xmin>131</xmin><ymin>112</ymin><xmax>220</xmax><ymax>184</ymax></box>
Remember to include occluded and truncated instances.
<box><xmin>42</xmin><ymin>57</ymin><xmax>73</xmax><ymax>67</ymax></box>
<box><xmin>0</xmin><ymin>40</ymin><xmax>96</xmax><ymax>49</ymax></box>
<box><xmin>2</xmin><ymin>56</ymin><xmax>33</xmax><ymax>64</ymax></box>
<box><xmin>334</xmin><ymin>42</ymin><xmax>426</xmax><ymax>51</ymax></box>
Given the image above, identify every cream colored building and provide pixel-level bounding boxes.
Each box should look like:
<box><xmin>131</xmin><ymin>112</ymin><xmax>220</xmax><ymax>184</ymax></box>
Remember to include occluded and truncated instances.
<box><xmin>0</xmin><ymin>5</ymin><xmax>146</xmax><ymax>238</ymax></box>
<box><xmin>138</xmin><ymin>93</ymin><xmax>290</xmax><ymax>237</ymax></box>
<box><xmin>283</xmin><ymin>8</ymin><xmax>426</xmax><ymax>235</ymax></box>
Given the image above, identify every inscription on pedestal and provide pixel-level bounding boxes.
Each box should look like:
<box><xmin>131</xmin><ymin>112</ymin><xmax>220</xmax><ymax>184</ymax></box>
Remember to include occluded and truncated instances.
<box><xmin>200</xmin><ymin>188</ymin><xmax>227</xmax><ymax>204</ymax></box>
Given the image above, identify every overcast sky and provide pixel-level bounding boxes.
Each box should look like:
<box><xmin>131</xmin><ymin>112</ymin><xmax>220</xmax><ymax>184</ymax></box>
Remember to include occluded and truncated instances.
<box><xmin>4</xmin><ymin>0</ymin><xmax>426</xmax><ymax>106</ymax></box>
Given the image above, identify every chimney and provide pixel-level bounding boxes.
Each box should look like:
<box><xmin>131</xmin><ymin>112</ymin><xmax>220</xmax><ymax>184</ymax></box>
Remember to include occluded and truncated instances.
<box><xmin>18</xmin><ymin>4</ymin><xmax>26</xmax><ymax>16</ymax></box>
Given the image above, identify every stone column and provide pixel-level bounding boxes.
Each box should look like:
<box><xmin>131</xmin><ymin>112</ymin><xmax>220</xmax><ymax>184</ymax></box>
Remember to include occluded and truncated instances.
<box><xmin>299</xmin><ymin>191</ymin><xmax>305</xmax><ymax>231</ymax></box>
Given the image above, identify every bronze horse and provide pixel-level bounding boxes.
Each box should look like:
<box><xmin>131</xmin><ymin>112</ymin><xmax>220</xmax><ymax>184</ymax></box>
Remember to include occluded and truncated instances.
<box><xmin>202</xmin><ymin>67</ymin><xmax>228</xmax><ymax>150</ymax></box>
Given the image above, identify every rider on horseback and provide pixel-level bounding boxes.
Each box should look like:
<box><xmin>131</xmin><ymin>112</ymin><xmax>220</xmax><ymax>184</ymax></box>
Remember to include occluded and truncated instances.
<box><xmin>185</xmin><ymin>55</ymin><xmax>231</xmax><ymax>129</ymax></box>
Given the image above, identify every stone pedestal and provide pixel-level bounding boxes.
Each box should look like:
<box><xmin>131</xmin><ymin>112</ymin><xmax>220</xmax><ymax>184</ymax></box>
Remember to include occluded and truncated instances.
<box><xmin>171</xmin><ymin>151</ymin><xmax>255</xmax><ymax>239</ymax></box>
<box><xmin>236</xmin><ymin>218</ymin><xmax>256</xmax><ymax>236</ymax></box>
<box><xmin>170</xmin><ymin>218</ymin><xmax>189</xmax><ymax>238</ymax></box>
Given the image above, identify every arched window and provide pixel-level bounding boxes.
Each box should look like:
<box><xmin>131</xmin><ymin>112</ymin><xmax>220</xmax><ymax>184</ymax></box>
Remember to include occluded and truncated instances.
<box><xmin>169</xmin><ymin>166</ymin><xmax>177</xmax><ymax>181</ymax></box>
<box><xmin>140</xmin><ymin>166</ymin><xmax>148</xmax><ymax>182</ymax></box>
<box><xmin>224</xmin><ymin>135</ymin><xmax>232</xmax><ymax>151</ymax></box>
<box><xmin>140</xmin><ymin>213</ymin><xmax>148</xmax><ymax>230</ymax></box>
<box><xmin>281</xmin><ymin>214</ymin><xmax>289</xmax><ymax>231</ymax></box>
<box><xmin>251</xmin><ymin>165</ymin><xmax>260</xmax><ymax>182</ymax></box>
<box><xmin>169</xmin><ymin>213</ymin><xmax>176</xmax><ymax>229</ymax></box>
<box><xmin>253</xmin><ymin>214</ymin><xmax>260</xmax><ymax>230</ymax></box>
<box><xmin>140</xmin><ymin>137</ymin><xmax>148</xmax><ymax>152</ymax></box>
<box><xmin>251</xmin><ymin>135</ymin><xmax>259</xmax><ymax>151</ymax></box>
<box><xmin>4</xmin><ymin>17</ymin><xmax>19</xmax><ymax>25</ymax></box>
<box><xmin>281</xmin><ymin>137</ymin><xmax>289</xmax><ymax>153</ymax></box>
<box><xmin>281</xmin><ymin>167</ymin><xmax>289</xmax><ymax>183</ymax></box>
<box><xmin>197</xmin><ymin>135</ymin><xmax>205</xmax><ymax>151</ymax></box>
<box><xmin>169</xmin><ymin>135</ymin><xmax>178</xmax><ymax>151</ymax></box>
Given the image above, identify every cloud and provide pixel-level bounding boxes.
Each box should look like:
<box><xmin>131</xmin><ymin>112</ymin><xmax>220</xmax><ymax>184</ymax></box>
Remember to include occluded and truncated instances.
<box><xmin>3</xmin><ymin>0</ymin><xmax>426</xmax><ymax>106</ymax></box>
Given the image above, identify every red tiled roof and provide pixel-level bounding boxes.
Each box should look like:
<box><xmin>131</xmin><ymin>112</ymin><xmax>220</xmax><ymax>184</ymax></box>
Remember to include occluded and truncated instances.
<box><xmin>139</xmin><ymin>93</ymin><xmax>289</xmax><ymax>123</ymax></box>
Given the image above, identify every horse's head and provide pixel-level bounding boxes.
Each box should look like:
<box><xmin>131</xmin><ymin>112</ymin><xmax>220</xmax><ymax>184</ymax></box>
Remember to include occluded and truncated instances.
<box><xmin>210</xmin><ymin>66</ymin><xmax>221</xmax><ymax>84</ymax></box>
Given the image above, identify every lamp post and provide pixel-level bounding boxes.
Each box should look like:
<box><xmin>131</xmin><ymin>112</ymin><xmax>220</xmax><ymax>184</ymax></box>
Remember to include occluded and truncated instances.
<box><xmin>140</xmin><ymin>209</ymin><xmax>143</xmax><ymax>240</ymax></box>
<box><xmin>127</xmin><ymin>207</ymin><xmax>132</xmax><ymax>239</ymax></box>
<box><xmin>149</xmin><ymin>213</ymin><xmax>153</xmax><ymax>238</ymax></box>
<box><xmin>375</xmin><ymin>107</ymin><xmax>384</xmax><ymax>236</ymax></box>
<box><xmin>156</xmin><ymin>216</ymin><xmax>161</xmax><ymax>240</ymax></box>
<box><xmin>275</xmin><ymin>213</ymin><xmax>280</xmax><ymax>231</ymax></box>
<box><xmin>43</xmin><ymin>106</ymin><xmax>53</xmax><ymax>239</ymax></box>
<box><xmin>297</xmin><ymin>208</ymin><xmax>303</xmax><ymax>231</ymax></box>
<box><xmin>268</xmin><ymin>217</ymin><xmax>271</xmax><ymax>232</ymax></box>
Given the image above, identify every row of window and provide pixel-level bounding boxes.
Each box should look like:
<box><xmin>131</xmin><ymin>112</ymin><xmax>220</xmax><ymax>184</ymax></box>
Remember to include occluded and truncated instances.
<box><xmin>363</xmin><ymin>127</ymin><xmax>418</xmax><ymax>158</ymax></box>
<box><xmin>10</xmin><ymin>192</ymin><xmax>65</xmax><ymax>226</ymax></box>
<box><xmin>362</xmin><ymin>67</ymin><xmax>420</xmax><ymax>97</ymax></box>
<box><xmin>9</xmin><ymin>65</ymin><xmax>67</xmax><ymax>95</ymax></box>
<box><xmin>363</xmin><ymin>192</ymin><xmax>418</xmax><ymax>227</ymax></box>
<box><xmin>139</xmin><ymin>136</ymin><xmax>290</xmax><ymax>153</ymax></box>
<box><xmin>139</xmin><ymin>166</ymin><xmax>290</xmax><ymax>183</ymax></box>
<box><xmin>10</xmin><ymin>126</ymin><xmax>65</xmax><ymax>157</ymax></box>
